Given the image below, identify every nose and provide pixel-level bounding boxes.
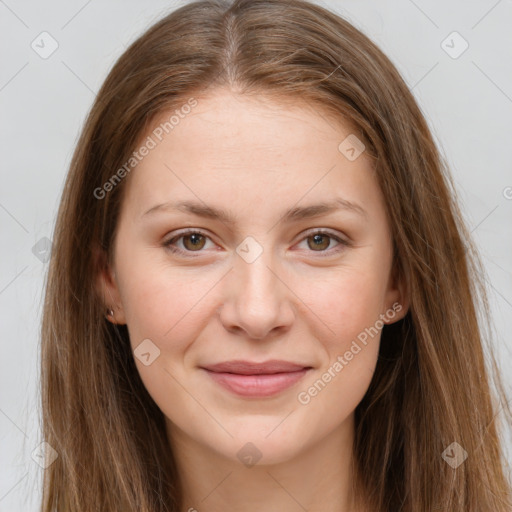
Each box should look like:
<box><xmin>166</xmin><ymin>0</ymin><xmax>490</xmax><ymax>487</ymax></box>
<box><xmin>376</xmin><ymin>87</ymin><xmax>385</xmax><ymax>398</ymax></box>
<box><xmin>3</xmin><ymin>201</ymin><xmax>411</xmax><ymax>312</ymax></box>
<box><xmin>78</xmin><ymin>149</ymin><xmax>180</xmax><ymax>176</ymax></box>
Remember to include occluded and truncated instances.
<box><xmin>218</xmin><ymin>248</ymin><xmax>295</xmax><ymax>340</ymax></box>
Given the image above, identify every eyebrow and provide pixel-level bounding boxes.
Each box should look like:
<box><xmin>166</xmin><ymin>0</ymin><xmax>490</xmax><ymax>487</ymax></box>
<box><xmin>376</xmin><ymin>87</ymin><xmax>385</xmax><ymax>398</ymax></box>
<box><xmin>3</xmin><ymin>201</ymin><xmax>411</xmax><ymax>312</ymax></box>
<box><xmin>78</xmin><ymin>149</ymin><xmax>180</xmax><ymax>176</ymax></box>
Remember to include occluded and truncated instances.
<box><xmin>141</xmin><ymin>197</ymin><xmax>367</xmax><ymax>225</ymax></box>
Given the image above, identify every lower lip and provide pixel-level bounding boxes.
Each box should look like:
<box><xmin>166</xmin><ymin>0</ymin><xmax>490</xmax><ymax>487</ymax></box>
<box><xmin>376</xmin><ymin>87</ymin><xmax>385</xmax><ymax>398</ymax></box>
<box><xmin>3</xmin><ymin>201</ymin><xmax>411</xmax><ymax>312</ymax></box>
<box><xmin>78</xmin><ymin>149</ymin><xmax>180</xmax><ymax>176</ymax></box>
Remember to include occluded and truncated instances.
<box><xmin>203</xmin><ymin>368</ymin><xmax>310</xmax><ymax>397</ymax></box>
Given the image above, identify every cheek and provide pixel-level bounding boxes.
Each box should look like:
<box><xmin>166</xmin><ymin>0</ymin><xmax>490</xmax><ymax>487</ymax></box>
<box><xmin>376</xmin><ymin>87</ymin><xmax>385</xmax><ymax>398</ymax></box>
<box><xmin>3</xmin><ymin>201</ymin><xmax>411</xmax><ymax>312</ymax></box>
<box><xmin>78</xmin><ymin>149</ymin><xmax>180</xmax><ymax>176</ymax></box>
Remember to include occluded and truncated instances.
<box><xmin>292</xmin><ymin>271</ymin><xmax>385</xmax><ymax>431</ymax></box>
<box><xmin>117</xmin><ymin>249</ymin><xmax>211</xmax><ymax>343</ymax></box>
<box><xmin>291</xmin><ymin>266</ymin><xmax>385</xmax><ymax>399</ymax></box>
<box><xmin>296</xmin><ymin>264</ymin><xmax>388</xmax><ymax>347</ymax></box>
<box><xmin>116</xmin><ymin>260</ymin><xmax>216</xmax><ymax>414</ymax></box>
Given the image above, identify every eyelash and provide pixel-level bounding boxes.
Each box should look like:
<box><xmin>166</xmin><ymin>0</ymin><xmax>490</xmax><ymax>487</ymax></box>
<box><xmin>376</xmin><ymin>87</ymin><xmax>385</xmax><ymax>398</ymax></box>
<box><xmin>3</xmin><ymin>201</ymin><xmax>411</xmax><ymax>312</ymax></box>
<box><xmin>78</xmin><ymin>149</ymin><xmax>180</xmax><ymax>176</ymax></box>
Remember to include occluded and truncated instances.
<box><xmin>163</xmin><ymin>228</ymin><xmax>350</xmax><ymax>258</ymax></box>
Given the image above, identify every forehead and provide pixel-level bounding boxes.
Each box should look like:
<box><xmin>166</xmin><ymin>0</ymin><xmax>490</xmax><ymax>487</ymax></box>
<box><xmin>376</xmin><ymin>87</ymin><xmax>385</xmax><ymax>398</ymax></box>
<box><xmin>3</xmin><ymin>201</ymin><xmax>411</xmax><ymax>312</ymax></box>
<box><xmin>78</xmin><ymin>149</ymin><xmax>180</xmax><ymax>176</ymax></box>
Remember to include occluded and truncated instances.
<box><xmin>147</xmin><ymin>89</ymin><xmax>351</xmax><ymax>150</ymax></box>
<box><xmin>119</xmin><ymin>88</ymin><xmax>381</xmax><ymax>222</ymax></box>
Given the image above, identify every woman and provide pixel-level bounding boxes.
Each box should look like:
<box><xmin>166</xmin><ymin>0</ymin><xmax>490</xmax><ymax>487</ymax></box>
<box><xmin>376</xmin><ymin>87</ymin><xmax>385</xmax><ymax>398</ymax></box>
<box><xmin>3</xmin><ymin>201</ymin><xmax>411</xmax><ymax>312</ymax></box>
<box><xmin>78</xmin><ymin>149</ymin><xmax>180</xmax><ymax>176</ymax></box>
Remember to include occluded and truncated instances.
<box><xmin>39</xmin><ymin>0</ymin><xmax>512</xmax><ymax>510</ymax></box>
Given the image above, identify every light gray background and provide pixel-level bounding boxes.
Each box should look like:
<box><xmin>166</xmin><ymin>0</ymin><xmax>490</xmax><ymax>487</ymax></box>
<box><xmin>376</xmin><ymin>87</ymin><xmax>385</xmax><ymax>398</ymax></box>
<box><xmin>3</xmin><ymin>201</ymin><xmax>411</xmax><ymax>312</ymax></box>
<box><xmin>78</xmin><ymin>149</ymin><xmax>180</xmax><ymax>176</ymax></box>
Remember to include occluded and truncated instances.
<box><xmin>1</xmin><ymin>0</ymin><xmax>511</xmax><ymax>510</ymax></box>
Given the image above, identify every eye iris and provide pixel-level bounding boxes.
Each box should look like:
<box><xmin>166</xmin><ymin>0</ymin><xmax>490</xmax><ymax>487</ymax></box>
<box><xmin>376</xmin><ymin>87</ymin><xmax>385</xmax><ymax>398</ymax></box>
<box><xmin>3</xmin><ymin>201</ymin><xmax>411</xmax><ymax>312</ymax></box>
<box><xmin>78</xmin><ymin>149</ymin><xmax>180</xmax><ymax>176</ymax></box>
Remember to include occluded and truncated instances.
<box><xmin>307</xmin><ymin>234</ymin><xmax>330</xmax><ymax>251</ymax></box>
<box><xmin>183</xmin><ymin>233</ymin><xmax>206</xmax><ymax>251</ymax></box>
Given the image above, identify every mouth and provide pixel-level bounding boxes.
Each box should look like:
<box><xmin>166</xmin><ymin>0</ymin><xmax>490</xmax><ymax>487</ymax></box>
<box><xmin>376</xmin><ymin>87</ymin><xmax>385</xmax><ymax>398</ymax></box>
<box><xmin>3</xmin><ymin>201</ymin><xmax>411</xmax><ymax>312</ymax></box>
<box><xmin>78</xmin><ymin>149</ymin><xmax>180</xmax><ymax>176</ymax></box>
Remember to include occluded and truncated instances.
<box><xmin>200</xmin><ymin>360</ymin><xmax>313</xmax><ymax>398</ymax></box>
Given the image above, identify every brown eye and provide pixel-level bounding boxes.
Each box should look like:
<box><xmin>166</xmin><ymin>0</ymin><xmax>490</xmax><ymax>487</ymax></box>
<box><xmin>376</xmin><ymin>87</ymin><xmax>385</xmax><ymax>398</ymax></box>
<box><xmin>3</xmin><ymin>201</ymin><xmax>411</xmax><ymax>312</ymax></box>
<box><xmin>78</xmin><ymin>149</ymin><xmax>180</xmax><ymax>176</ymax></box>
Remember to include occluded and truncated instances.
<box><xmin>164</xmin><ymin>230</ymin><xmax>214</xmax><ymax>256</ymax></box>
<box><xmin>307</xmin><ymin>233</ymin><xmax>331</xmax><ymax>251</ymax></box>
<box><xmin>296</xmin><ymin>229</ymin><xmax>348</xmax><ymax>257</ymax></box>
<box><xmin>182</xmin><ymin>233</ymin><xmax>206</xmax><ymax>251</ymax></box>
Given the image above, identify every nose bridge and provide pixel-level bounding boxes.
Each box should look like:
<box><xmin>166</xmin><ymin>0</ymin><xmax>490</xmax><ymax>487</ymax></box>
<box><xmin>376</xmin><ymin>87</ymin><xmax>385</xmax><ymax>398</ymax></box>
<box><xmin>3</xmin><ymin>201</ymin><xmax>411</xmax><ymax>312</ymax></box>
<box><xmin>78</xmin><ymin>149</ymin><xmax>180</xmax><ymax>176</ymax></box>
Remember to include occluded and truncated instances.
<box><xmin>235</xmin><ymin>234</ymin><xmax>281</xmax><ymax>304</ymax></box>
<box><xmin>221</xmin><ymin>234</ymin><xmax>293</xmax><ymax>338</ymax></box>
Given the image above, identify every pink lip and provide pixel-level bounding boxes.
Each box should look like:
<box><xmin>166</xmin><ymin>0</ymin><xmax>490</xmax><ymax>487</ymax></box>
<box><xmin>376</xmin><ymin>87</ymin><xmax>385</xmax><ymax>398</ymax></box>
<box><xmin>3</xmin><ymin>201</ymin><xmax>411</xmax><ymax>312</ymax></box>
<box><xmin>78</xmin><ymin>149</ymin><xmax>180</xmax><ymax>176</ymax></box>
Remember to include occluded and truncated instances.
<box><xmin>201</xmin><ymin>360</ymin><xmax>312</xmax><ymax>397</ymax></box>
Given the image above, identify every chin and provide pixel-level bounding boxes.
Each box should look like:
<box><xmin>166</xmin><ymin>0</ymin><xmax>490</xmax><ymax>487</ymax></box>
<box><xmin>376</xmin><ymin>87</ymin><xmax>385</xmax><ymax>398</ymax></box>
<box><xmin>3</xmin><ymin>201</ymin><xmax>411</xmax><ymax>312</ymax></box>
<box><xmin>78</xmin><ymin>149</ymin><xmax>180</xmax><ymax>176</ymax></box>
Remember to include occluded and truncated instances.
<box><xmin>201</xmin><ymin>418</ymin><xmax>312</xmax><ymax>467</ymax></box>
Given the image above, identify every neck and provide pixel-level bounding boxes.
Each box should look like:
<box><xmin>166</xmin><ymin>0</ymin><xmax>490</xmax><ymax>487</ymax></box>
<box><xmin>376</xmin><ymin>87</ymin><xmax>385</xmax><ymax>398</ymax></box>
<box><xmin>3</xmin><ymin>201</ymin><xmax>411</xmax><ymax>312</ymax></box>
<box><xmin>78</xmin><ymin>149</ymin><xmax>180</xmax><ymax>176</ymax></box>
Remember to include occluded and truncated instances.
<box><xmin>166</xmin><ymin>413</ymin><xmax>366</xmax><ymax>512</ymax></box>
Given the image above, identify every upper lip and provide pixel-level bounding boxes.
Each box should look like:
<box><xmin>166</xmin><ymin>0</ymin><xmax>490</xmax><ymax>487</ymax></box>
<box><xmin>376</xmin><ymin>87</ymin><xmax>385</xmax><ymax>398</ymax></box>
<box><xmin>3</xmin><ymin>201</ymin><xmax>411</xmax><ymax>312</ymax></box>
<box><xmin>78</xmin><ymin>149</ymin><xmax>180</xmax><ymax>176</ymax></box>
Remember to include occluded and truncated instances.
<box><xmin>201</xmin><ymin>360</ymin><xmax>311</xmax><ymax>375</ymax></box>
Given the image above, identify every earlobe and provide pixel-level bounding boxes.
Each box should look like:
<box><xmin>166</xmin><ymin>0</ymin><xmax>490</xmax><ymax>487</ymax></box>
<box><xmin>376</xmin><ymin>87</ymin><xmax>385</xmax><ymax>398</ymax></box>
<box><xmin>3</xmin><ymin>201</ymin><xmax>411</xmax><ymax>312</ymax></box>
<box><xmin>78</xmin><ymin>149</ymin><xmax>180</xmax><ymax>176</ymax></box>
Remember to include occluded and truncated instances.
<box><xmin>384</xmin><ymin>298</ymin><xmax>409</xmax><ymax>324</ymax></box>
<box><xmin>384</xmin><ymin>264</ymin><xmax>410</xmax><ymax>324</ymax></box>
<box><xmin>93</xmin><ymin>245</ymin><xmax>127</xmax><ymax>325</ymax></box>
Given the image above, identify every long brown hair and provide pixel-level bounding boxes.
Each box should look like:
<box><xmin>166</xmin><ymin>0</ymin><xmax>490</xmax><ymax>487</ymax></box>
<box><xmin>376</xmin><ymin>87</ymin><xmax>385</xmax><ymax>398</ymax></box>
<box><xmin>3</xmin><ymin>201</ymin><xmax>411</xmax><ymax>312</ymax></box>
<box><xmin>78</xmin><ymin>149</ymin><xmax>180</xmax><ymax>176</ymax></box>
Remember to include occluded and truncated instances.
<box><xmin>39</xmin><ymin>0</ymin><xmax>511</xmax><ymax>510</ymax></box>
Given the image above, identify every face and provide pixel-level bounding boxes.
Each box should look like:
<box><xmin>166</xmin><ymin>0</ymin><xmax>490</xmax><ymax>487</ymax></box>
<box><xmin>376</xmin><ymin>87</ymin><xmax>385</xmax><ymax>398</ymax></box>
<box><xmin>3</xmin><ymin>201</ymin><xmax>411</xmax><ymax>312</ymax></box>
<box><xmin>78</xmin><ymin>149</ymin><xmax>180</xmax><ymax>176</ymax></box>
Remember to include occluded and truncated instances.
<box><xmin>97</xmin><ymin>88</ymin><xmax>407</xmax><ymax>466</ymax></box>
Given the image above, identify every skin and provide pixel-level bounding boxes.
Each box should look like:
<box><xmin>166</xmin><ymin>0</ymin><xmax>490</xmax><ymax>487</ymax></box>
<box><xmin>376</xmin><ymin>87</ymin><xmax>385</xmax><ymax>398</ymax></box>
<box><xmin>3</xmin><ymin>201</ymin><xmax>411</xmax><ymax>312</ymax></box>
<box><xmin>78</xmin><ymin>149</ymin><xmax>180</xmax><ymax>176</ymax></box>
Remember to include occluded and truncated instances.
<box><xmin>97</xmin><ymin>88</ymin><xmax>408</xmax><ymax>512</ymax></box>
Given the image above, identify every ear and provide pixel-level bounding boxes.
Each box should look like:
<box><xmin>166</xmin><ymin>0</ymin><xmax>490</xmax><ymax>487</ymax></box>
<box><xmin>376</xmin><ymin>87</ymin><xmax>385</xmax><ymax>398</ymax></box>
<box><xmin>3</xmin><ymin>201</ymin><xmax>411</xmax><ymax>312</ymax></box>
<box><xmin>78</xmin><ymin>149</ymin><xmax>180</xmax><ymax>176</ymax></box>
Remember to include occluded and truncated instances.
<box><xmin>383</xmin><ymin>260</ymin><xmax>410</xmax><ymax>324</ymax></box>
<box><xmin>93</xmin><ymin>245</ymin><xmax>127</xmax><ymax>325</ymax></box>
